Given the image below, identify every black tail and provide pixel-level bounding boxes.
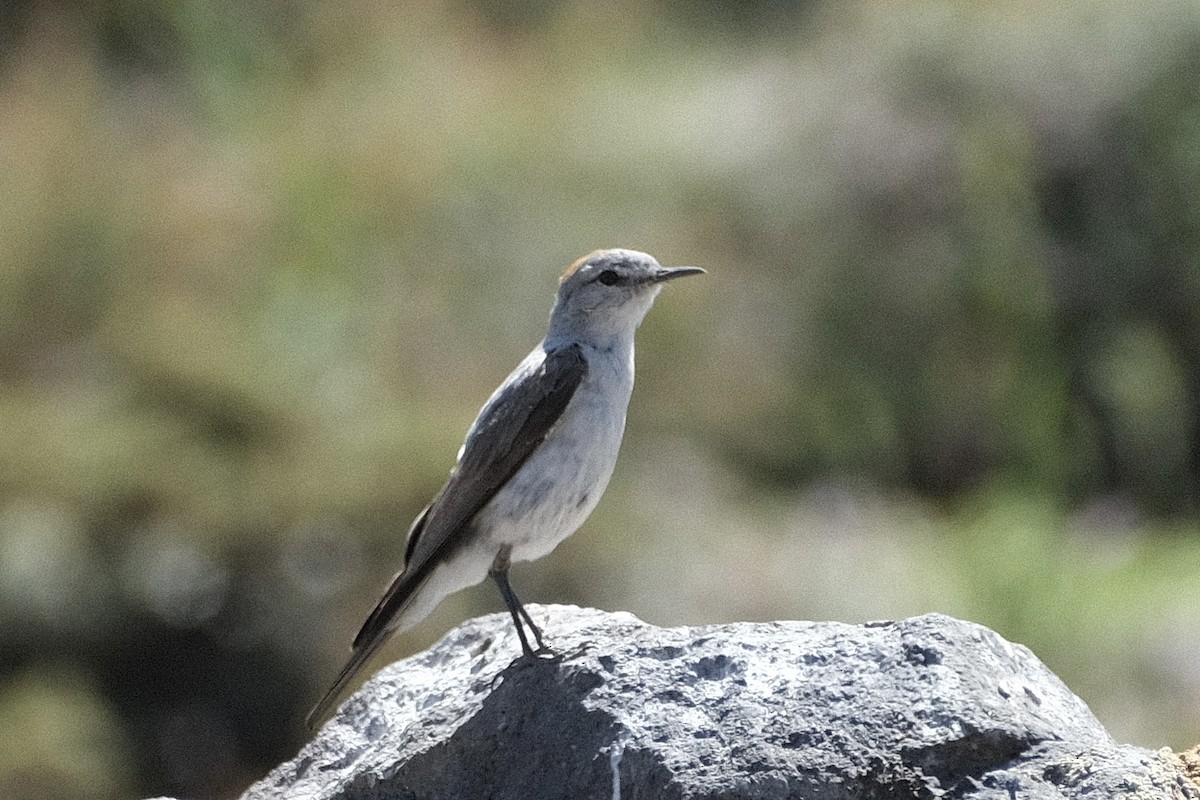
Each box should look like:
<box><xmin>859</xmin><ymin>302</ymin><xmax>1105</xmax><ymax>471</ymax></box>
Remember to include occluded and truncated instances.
<box><xmin>306</xmin><ymin>560</ymin><xmax>435</xmax><ymax>729</ymax></box>
<box><xmin>306</xmin><ymin>511</ymin><xmax>439</xmax><ymax>729</ymax></box>
<box><xmin>305</xmin><ymin>627</ymin><xmax>396</xmax><ymax>729</ymax></box>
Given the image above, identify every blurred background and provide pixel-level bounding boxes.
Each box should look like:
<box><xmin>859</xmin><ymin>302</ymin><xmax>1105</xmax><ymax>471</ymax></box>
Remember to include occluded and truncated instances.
<box><xmin>3</xmin><ymin>0</ymin><xmax>1200</xmax><ymax>797</ymax></box>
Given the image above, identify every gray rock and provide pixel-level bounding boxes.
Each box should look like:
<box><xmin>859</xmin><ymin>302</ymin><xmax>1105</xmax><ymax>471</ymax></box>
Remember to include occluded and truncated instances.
<box><xmin>242</xmin><ymin>606</ymin><xmax>1198</xmax><ymax>799</ymax></box>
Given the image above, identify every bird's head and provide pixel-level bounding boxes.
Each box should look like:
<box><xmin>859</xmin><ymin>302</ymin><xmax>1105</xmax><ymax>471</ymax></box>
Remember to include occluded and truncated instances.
<box><xmin>547</xmin><ymin>249</ymin><xmax>703</xmax><ymax>345</ymax></box>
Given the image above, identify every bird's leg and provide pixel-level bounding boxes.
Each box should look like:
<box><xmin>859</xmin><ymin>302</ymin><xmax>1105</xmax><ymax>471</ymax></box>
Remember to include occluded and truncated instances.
<box><xmin>515</xmin><ymin>598</ymin><xmax>546</xmax><ymax>651</ymax></box>
<box><xmin>494</xmin><ymin>569</ymin><xmax>542</xmax><ymax>656</ymax></box>
<box><xmin>489</xmin><ymin>546</ymin><xmax>547</xmax><ymax>657</ymax></box>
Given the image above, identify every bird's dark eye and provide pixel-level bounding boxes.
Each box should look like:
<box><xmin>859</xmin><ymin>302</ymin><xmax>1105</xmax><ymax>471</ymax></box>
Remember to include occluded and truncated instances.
<box><xmin>597</xmin><ymin>270</ymin><xmax>621</xmax><ymax>286</ymax></box>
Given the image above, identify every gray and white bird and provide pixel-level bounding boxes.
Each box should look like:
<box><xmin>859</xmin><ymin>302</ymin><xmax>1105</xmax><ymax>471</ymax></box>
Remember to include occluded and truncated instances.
<box><xmin>307</xmin><ymin>248</ymin><xmax>703</xmax><ymax>727</ymax></box>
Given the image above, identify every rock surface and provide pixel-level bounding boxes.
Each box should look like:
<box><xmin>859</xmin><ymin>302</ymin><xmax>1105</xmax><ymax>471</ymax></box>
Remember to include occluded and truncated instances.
<box><xmin>241</xmin><ymin>606</ymin><xmax>1198</xmax><ymax>800</ymax></box>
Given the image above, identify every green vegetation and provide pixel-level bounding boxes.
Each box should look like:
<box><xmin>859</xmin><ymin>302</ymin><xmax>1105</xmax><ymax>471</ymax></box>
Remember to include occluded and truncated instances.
<box><xmin>2</xmin><ymin>1</ymin><xmax>1200</xmax><ymax>797</ymax></box>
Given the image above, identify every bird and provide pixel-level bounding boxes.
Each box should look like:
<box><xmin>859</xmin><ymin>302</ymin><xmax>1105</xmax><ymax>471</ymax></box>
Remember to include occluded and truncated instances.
<box><xmin>306</xmin><ymin>248</ymin><xmax>703</xmax><ymax>727</ymax></box>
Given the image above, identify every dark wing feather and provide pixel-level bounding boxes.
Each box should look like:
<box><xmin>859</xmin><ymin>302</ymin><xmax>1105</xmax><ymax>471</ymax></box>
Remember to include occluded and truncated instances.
<box><xmin>357</xmin><ymin>342</ymin><xmax>587</xmax><ymax>640</ymax></box>
<box><xmin>306</xmin><ymin>344</ymin><xmax>587</xmax><ymax>727</ymax></box>
<box><xmin>407</xmin><ymin>342</ymin><xmax>588</xmax><ymax>568</ymax></box>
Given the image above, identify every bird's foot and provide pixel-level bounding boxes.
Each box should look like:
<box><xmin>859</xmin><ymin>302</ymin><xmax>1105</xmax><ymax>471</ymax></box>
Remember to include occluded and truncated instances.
<box><xmin>513</xmin><ymin>632</ymin><xmax>556</xmax><ymax>661</ymax></box>
<box><xmin>510</xmin><ymin>647</ymin><xmax>563</xmax><ymax>671</ymax></box>
<box><xmin>524</xmin><ymin>641</ymin><xmax>556</xmax><ymax>660</ymax></box>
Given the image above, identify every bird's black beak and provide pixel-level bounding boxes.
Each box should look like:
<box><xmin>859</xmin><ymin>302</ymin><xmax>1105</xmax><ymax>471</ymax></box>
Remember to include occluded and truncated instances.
<box><xmin>651</xmin><ymin>266</ymin><xmax>706</xmax><ymax>283</ymax></box>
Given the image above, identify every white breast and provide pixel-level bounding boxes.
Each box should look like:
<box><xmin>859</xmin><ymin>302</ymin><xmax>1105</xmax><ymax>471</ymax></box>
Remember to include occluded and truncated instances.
<box><xmin>475</xmin><ymin>341</ymin><xmax>635</xmax><ymax>564</ymax></box>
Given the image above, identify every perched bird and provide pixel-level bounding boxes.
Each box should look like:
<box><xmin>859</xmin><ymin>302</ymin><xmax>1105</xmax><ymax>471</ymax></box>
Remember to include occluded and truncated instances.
<box><xmin>307</xmin><ymin>249</ymin><xmax>703</xmax><ymax>727</ymax></box>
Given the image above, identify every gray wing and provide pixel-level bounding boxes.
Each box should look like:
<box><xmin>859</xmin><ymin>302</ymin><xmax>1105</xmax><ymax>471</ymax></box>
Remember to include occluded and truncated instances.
<box><xmin>306</xmin><ymin>343</ymin><xmax>587</xmax><ymax>727</ymax></box>
<box><xmin>402</xmin><ymin>342</ymin><xmax>588</xmax><ymax>570</ymax></box>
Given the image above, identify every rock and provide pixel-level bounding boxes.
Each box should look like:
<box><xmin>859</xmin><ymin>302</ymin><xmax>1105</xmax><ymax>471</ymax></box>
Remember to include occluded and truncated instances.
<box><xmin>241</xmin><ymin>606</ymin><xmax>1199</xmax><ymax>800</ymax></box>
